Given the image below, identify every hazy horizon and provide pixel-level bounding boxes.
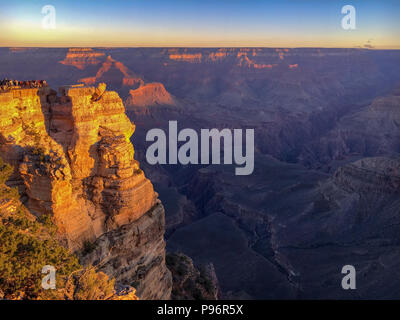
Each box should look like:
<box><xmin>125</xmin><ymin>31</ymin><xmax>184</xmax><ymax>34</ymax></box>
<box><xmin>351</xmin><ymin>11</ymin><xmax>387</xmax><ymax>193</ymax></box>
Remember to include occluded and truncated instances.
<box><xmin>2</xmin><ymin>46</ymin><xmax>400</xmax><ymax>49</ymax></box>
<box><xmin>1</xmin><ymin>0</ymin><xmax>399</xmax><ymax>49</ymax></box>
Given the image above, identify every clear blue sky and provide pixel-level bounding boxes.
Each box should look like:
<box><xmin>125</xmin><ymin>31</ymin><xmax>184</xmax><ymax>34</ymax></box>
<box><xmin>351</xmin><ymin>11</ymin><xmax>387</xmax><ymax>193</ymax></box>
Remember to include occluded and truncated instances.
<box><xmin>0</xmin><ymin>0</ymin><xmax>399</xmax><ymax>48</ymax></box>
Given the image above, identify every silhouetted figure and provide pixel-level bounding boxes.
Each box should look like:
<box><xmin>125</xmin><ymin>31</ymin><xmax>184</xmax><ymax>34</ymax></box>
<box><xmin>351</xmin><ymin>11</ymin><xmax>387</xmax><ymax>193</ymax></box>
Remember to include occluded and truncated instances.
<box><xmin>0</xmin><ymin>79</ymin><xmax>49</xmax><ymax>91</ymax></box>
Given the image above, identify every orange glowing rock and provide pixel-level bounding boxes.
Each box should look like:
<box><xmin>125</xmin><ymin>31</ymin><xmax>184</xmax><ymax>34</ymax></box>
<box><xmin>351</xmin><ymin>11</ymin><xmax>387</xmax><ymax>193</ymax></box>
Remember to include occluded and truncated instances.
<box><xmin>169</xmin><ymin>53</ymin><xmax>202</xmax><ymax>63</ymax></box>
<box><xmin>238</xmin><ymin>55</ymin><xmax>275</xmax><ymax>69</ymax></box>
<box><xmin>126</xmin><ymin>83</ymin><xmax>176</xmax><ymax>108</ymax></box>
<box><xmin>59</xmin><ymin>48</ymin><xmax>105</xmax><ymax>70</ymax></box>
<box><xmin>208</xmin><ymin>51</ymin><xmax>229</xmax><ymax>61</ymax></box>
<box><xmin>0</xmin><ymin>86</ymin><xmax>156</xmax><ymax>249</ymax></box>
<box><xmin>0</xmin><ymin>85</ymin><xmax>172</xmax><ymax>299</ymax></box>
<box><xmin>78</xmin><ymin>55</ymin><xmax>144</xmax><ymax>88</ymax></box>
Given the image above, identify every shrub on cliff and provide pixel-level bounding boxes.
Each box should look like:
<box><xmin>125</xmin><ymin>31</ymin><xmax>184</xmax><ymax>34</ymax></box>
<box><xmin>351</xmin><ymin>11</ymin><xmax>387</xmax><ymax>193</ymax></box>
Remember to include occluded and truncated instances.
<box><xmin>0</xmin><ymin>156</ymin><xmax>130</xmax><ymax>300</ymax></box>
<box><xmin>65</xmin><ymin>267</ymin><xmax>115</xmax><ymax>300</ymax></box>
<box><xmin>0</xmin><ymin>205</ymin><xmax>81</xmax><ymax>299</ymax></box>
<box><xmin>0</xmin><ymin>156</ymin><xmax>80</xmax><ymax>299</ymax></box>
<box><xmin>0</xmin><ymin>157</ymin><xmax>13</xmax><ymax>185</ymax></box>
<box><xmin>0</xmin><ymin>157</ymin><xmax>18</xmax><ymax>201</ymax></box>
<box><xmin>166</xmin><ymin>252</ymin><xmax>218</xmax><ymax>300</ymax></box>
<box><xmin>40</xmin><ymin>267</ymin><xmax>138</xmax><ymax>300</ymax></box>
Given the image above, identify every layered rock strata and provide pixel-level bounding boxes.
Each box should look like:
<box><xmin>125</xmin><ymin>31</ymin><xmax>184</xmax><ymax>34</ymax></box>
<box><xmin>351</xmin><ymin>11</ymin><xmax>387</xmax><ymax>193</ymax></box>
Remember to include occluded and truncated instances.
<box><xmin>125</xmin><ymin>83</ymin><xmax>176</xmax><ymax>108</ymax></box>
<box><xmin>60</xmin><ymin>48</ymin><xmax>105</xmax><ymax>70</ymax></box>
<box><xmin>0</xmin><ymin>86</ymin><xmax>172</xmax><ymax>299</ymax></box>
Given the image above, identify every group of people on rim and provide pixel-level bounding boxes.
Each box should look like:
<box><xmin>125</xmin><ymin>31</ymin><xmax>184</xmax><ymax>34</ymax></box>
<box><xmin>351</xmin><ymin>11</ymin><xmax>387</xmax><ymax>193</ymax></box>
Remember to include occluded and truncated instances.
<box><xmin>0</xmin><ymin>79</ymin><xmax>48</xmax><ymax>91</ymax></box>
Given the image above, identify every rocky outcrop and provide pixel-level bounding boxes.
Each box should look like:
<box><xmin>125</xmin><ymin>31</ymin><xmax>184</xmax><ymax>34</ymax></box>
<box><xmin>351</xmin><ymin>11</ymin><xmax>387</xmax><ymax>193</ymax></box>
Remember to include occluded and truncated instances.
<box><xmin>82</xmin><ymin>201</ymin><xmax>171</xmax><ymax>299</ymax></box>
<box><xmin>60</xmin><ymin>48</ymin><xmax>105</xmax><ymax>70</ymax></box>
<box><xmin>237</xmin><ymin>55</ymin><xmax>275</xmax><ymax>69</ymax></box>
<box><xmin>166</xmin><ymin>154</ymin><xmax>400</xmax><ymax>299</ymax></box>
<box><xmin>169</xmin><ymin>53</ymin><xmax>202</xmax><ymax>63</ymax></box>
<box><xmin>79</xmin><ymin>55</ymin><xmax>144</xmax><ymax>89</ymax></box>
<box><xmin>78</xmin><ymin>55</ymin><xmax>176</xmax><ymax>108</ymax></box>
<box><xmin>300</xmin><ymin>91</ymin><xmax>400</xmax><ymax>168</ymax></box>
<box><xmin>0</xmin><ymin>86</ymin><xmax>172</xmax><ymax>299</ymax></box>
<box><xmin>333</xmin><ymin>157</ymin><xmax>400</xmax><ymax>194</ymax></box>
<box><xmin>166</xmin><ymin>252</ymin><xmax>220</xmax><ymax>300</ymax></box>
<box><xmin>125</xmin><ymin>83</ymin><xmax>176</xmax><ymax>108</ymax></box>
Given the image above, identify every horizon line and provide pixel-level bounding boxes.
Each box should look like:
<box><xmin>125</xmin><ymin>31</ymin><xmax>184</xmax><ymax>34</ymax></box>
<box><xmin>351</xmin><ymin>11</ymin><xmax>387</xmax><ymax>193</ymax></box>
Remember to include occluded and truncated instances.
<box><xmin>2</xmin><ymin>46</ymin><xmax>400</xmax><ymax>50</ymax></box>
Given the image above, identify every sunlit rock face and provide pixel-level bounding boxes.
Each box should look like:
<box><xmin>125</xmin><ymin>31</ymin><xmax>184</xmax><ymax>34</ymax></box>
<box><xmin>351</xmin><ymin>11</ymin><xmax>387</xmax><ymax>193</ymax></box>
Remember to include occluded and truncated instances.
<box><xmin>79</xmin><ymin>55</ymin><xmax>144</xmax><ymax>90</ymax></box>
<box><xmin>59</xmin><ymin>48</ymin><xmax>106</xmax><ymax>70</ymax></box>
<box><xmin>169</xmin><ymin>53</ymin><xmax>203</xmax><ymax>63</ymax></box>
<box><xmin>0</xmin><ymin>86</ymin><xmax>172</xmax><ymax>299</ymax></box>
<box><xmin>125</xmin><ymin>83</ymin><xmax>176</xmax><ymax>108</ymax></box>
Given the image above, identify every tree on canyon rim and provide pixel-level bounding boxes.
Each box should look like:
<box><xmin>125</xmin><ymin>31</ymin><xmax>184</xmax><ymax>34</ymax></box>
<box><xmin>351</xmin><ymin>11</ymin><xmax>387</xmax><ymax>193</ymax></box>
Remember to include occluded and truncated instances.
<box><xmin>0</xmin><ymin>156</ymin><xmax>116</xmax><ymax>300</ymax></box>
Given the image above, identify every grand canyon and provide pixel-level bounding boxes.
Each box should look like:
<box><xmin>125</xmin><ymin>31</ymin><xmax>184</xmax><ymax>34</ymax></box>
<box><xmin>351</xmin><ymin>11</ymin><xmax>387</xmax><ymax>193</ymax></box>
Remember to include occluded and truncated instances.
<box><xmin>1</xmin><ymin>46</ymin><xmax>400</xmax><ymax>300</ymax></box>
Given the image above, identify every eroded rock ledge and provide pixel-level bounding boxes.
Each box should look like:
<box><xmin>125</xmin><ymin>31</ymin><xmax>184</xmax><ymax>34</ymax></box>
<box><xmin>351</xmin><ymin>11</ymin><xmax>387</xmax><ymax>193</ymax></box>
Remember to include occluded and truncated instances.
<box><xmin>0</xmin><ymin>86</ymin><xmax>172</xmax><ymax>299</ymax></box>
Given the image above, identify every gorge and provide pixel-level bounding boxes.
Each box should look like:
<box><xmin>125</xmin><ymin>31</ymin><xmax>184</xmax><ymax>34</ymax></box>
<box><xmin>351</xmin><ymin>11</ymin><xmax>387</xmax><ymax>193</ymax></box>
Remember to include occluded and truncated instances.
<box><xmin>1</xmin><ymin>47</ymin><xmax>400</xmax><ymax>299</ymax></box>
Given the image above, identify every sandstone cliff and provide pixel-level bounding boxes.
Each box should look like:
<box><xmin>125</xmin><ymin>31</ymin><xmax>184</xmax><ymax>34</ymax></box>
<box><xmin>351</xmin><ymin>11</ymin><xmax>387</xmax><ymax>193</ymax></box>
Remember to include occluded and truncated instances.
<box><xmin>125</xmin><ymin>83</ymin><xmax>176</xmax><ymax>108</ymax></box>
<box><xmin>79</xmin><ymin>55</ymin><xmax>144</xmax><ymax>89</ymax></box>
<box><xmin>60</xmin><ymin>48</ymin><xmax>105</xmax><ymax>70</ymax></box>
<box><xmin>0</xmin><ymin>86</ymin><xmax>172</xmax><ymax>299</ymax></box>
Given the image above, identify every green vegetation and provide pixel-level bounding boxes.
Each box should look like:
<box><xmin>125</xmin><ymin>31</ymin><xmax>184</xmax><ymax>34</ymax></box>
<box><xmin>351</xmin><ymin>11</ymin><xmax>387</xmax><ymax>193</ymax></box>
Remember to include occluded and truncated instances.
<box><xmin>68</xmin><ymin>267</ymin><xmax>115</xmax><ymax>300</ymax></box>
<box><xmin>0</xmin><ymin>156</ymin><xmax>117</xmax><ymax>300</ymax></box>
<box><xmin>166</xmin><ymin>252</ymin><xmax>217</xmax><ymax>300</ymax></box>
<box><xmin>0</xmin><ymin>158</ymin><xmax>80</xmax><ymax>299</ymax></box>
<box><xmin>198</xmin><ymin>266</ymin><xmax>215</xmax><ymax>294</ymax></box>
<box><xmin>22</xmin><ymin>121</ymin><xmax>41</xmax><ymax>147</ymax></box>
<box><xmin>39</xmin><ymin>266</ymin><xmax>116</xmax><ymax>300</ymax></box>
<box><xmin>166</xmin><ymin>252</ymin><xmax>189</xmax><ymax>276</ymax></box>
<box><xmin>32</xmin><ymin>147</ymin><xmax>48</xmax><ymax>164</ymax></box>
<box><xmin>0</xmin><ymin>158</ymin><xmax>19</xmax><ymax>201</ymax></box>
<box><xmin>0</xmin><ymin>218</ymin><xmax>81</xmax><ymax>298</ymax></box>
<box><xmin>0</xmin><ymin>157</ymin><xmax>13</xmax><ymax>185</ymax></box>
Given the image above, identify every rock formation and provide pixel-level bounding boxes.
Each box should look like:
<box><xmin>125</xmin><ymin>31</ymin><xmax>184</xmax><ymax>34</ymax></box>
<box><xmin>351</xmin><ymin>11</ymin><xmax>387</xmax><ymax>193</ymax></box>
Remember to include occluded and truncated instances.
<box><xmin>237</xmin><ymin>55</ymin><xmax>275</xmax><ymax>69</ymax></box>
<box><xmin>76</xmin><ymin>54</ymin><xmax>178</xmax><ymax>108</ymax></box>
<box><xmin>125</xmin><ymin>83</ymin><xmax>176</xmax><ymax>108</ymax></box>
<box><xmin>0</xmin><ymin>86</ymin><xmax>172</xmax><ymax>299</ymax></box>
<box><xmin>333</xmin><ymin>157</ymin><xmax>400</xmax><ymax>194</ymax></box>
<box><xmin>3</xmin><ymin>47</ymin><xmax>400</xmax><ymax>299</ymax></box>
<box><xmin>79</xmin><ymin>55</ymin><xmax>144</xmax><ymax>89</ymax></box>
<box><xmin>169</xmin><ymin>53</ymin><xmax>203</xmax><ymax>63</ymax></box>
<box><xmin>299</xmin><ymin>90</ymin><xmax>400</xmax><ymax>169</ymax></box>
<box><xmin>166</xmin><ymin>252</ymin><xmax>220</xmax><ymax>300</ymax></box>
<box><xmin>60</xmin><ymin>48</ymin><xmax>105</xmax><ymax>70</ymax></box>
